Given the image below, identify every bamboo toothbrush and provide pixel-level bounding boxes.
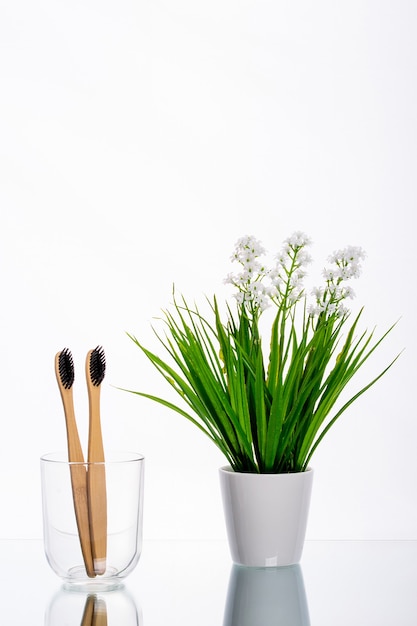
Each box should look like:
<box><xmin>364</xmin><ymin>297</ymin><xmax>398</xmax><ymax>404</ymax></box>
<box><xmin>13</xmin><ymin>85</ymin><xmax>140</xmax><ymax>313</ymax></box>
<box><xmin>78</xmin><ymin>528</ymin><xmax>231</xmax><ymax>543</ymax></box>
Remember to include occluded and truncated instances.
<box><xmin>86</xmin><ymin>345</ymin><xmax>107</xmax><ymax>575</ymax></box>
<box><xmin>55</xmin><ymin>349</ymin><xmax>95</xmax><ymax>578</ymax></box>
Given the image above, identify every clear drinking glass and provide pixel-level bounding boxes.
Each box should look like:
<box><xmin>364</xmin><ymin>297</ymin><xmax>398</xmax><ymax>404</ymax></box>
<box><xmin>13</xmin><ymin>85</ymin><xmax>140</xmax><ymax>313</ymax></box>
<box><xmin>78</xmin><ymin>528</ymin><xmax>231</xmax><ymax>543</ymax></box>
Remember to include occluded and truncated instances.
<box><xmin>40</xmin><ymin>451</ymin><xmax>144</xmax><ymax>590</ymax></box>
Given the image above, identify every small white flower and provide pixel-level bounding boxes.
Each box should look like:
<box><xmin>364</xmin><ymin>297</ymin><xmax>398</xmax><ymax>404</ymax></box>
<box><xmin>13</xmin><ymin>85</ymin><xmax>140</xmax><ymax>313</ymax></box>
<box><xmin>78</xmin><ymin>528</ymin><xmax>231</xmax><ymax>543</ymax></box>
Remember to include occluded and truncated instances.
<box><xmin>271</xmin><ymin>277</ymin><xmax>284</xmax><ymax>291</ymax></box>
<box><xmin>297</xmin><ymin>250</ymin><xmax>313</xmax><ymax>266</ymax></box>
<box><xmin>243</xmin><ymin>260</ymin><xmax>261</xmax><ymax>275</ymax></box>
<box><xmin>337</xmin><ymin>303</ymin><xmax>350</xmax><ymax>317</ymax></box>
<box><xmin>329</xmin><ymin>285</ymin><xmax>343</xmax><ymax>300</ymax></box>
<box><xmin>255</xmin><ymin>294</ymin><xmax>271</xmax><ymax>311</ymax></box>
<box><xmin>343</xmin><ymin>285</ymin><xmax>355</xmax><ymax>299</ymax></box>
<box><xmin>337</xmin><ymin>266</ymin><xmax>351</xmax><ymax>280</ymax></box>
<box><xmin>247</xmin><ymin>282</ymin><xmax>264</xmax><ymax>294</ymax></box>
<box><xmin>308</xmin><ymin>303</ymin><xmax>325</xmax><ymax>317</ymax></box>
<box><xmin>223</xmin><ymin>273</ymin><xmax>235</xmax><ymax>285</ymax></box>
<box><xmin>233</xmin><ymin>292</ymin><xmax>245</xmax><ymax>305</ymax></box>
<box><xmin>232</xmin><ymin>236</ymin><xmax>266</xmax><ymax>262</ymax></box>
<box><xmin>311</xmin><ymin>286</ymin><xmax>324</xmax><ymax>300</ymax></box>
<box><xmin>328</xmin><ymin>245</ymin><xmax>366</xmax><ymax>266</ymax></box>
<box><xmin>344</xmin><ymin>245</ymin><xmax>366</xmax><ymax>263</ymax></box>
<box><xmin>347</xmin><ymin>261</ymin><xmax>362</xmax><ymax>279</ymax></box>
<box><xmin>290</xmin><ymin>274</ymin><xmax>300</xmax><ymax>288</ymax></box>
<box><xmin>327</xmin><ymin>250</ymin><xmax>340</xmax><ymax>264</ymax></box>
<box><xmin>296</xmin><ymin>268</ymin><xmax>307</xmax><ymax>280</ymax></box>
<box><xmin>287</xmin><ymin>286</ymin><xmax>304</xmax><ymax>304</ymax></box>
<box><xmin>281</xmin><ymin>240</ymin><xmax>292</xmax><ymax>253</ymax></box>
<box><xmin>269</xmin><ymin>266</ymin><xmax>281</xmax><ymax>281</ymax></box>
<box><xmin>236</xmin><ymin>275</ymin><xmax>250</xmax><ymax>288</ymax></box>
<box><xmin>266</xmin><ymin>284</ymin><xmax>280</xmax><ymax>298</ymax></box>
<box><xmin>322</xmin><ymin>268</ymin><xmax>336</xmax><ymax>281</ymax></box>
<box><xmin>285</xmin><ymin>231</ymin><xmax>312</xmax><ymax>248</ymax></box>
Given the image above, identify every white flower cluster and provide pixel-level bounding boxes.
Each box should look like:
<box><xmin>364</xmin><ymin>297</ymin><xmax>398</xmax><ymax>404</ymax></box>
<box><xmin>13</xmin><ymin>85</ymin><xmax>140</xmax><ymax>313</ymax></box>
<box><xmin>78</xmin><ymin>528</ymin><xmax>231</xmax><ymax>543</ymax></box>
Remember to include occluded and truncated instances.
<box><xmin>224</xmin><ymin>235</ymin><xmax>270</xmax><ymax>310</ymax></box>
<box><xmin>225</xmin><ymin>234</ymin><xmax>366</xmax><ymax>319</ymax></box>
<box><xmin>269</xmin><ymin>232</ymin><xmax>312</xmax><ymax>305</ymax></box>
<box><xmin>224</xmin><ymin>232</ymin><xmax>312</xmax><ymax>312</ymax></box>
<box><xmin>308</xmin><ymin>245</ymin><xmax>366</xmax><ymax>318</ymax></box>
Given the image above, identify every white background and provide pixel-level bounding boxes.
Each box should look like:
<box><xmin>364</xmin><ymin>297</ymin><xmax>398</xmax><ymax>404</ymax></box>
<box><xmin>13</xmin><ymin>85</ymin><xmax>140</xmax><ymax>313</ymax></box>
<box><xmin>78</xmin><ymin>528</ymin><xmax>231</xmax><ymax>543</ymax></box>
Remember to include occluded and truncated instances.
<box><xmin>0</xmin><ymin>0</ymin><xmax>415</xmax><ymax>542</ymax></box>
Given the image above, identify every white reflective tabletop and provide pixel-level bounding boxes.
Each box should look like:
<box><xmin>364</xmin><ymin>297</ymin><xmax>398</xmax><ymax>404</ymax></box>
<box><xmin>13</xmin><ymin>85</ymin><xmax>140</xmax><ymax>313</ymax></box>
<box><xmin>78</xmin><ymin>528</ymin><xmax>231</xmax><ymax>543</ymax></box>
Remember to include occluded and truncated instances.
<box><xmin>1</xmin><ymin>539</ymin><xmax>416</xmax><ymax>625</ymax></box>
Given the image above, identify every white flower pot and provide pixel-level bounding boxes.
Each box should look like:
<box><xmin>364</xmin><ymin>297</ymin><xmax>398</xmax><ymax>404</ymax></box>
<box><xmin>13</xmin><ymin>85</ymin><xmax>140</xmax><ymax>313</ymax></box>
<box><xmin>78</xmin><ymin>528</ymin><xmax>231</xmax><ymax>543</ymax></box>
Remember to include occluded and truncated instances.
<box><xmin>219</xmin><ymin>466</ymin><xmax>313</xmax><ymax>567</ymax></box>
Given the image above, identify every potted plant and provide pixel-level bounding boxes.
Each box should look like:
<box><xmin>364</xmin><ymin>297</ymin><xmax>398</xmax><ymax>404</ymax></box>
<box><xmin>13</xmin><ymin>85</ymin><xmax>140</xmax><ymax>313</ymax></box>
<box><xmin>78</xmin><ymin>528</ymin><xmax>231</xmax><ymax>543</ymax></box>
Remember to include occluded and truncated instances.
<box><xmin>126</xmin><ymin>232</ymin><xmax>399</xmax><ymax>566</ymax></box>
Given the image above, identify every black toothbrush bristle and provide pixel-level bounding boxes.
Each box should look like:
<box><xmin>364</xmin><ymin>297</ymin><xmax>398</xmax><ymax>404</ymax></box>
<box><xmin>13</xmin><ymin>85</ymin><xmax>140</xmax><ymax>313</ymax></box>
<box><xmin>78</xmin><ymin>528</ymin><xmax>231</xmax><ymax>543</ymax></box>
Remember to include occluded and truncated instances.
<box><xmin>89</xmin><ymin>345</ymin><xmax>106</xmax><ymax>386</ymax></box>
<box><xmin>58</xmin><ymin>348</ymin><xmax>75</xmax><ymax>389</ymax></box>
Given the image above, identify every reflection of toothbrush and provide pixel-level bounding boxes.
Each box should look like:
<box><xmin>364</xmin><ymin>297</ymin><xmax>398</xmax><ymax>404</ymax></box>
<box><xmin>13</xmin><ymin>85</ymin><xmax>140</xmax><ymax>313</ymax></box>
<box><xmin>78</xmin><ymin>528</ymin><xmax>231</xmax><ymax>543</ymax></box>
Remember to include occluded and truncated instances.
<box><xmin>55</xmin><ymin>349</ymin><xmax>95</xmax><ymax>578</ymax></box>
<box><xmin>92</xmin><ymin>596</ymin><xmax>108</xmax><ymax>626</ymax></box>
<box><xmin>80</xmin><ymin>594</ymin><xmax>108</xmax><ymax>626</ymax></box>
<box><xmin>80</xmin><ymin>595</ymin><xmax>95</xmax><ymax>626</ymax></box>
<box><xmin>86</xmin><ymin>346</ymin><xmax>107</xmax><ymax>575</ymax></box>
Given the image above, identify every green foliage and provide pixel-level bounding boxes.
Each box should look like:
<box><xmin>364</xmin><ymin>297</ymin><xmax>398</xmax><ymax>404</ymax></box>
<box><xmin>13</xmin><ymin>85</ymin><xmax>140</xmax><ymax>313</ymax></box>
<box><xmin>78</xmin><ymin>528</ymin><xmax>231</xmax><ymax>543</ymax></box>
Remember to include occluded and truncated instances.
<box><xmin>127</xmin><ymin>294</ymin><xmax>398</xmax><ymax>473</ymax></box>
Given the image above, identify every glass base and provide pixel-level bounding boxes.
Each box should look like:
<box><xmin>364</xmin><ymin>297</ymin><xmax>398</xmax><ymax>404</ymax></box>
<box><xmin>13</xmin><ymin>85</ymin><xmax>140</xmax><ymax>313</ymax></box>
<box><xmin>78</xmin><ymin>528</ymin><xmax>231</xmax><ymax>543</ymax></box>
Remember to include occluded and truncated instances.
<box><xmin>62</xmin><ymin>566</ymin><xmax>124</xmax><ymax>592</ymax></box>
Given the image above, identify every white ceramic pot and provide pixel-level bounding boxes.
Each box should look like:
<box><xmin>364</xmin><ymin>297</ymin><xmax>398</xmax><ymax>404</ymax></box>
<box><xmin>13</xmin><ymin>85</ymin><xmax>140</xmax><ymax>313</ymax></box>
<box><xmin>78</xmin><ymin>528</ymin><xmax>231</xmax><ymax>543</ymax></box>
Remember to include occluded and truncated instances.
<box><xmin>219</xmin><ymin>466</ymin><xmax>313</xmax><ymax>567</ymax></box>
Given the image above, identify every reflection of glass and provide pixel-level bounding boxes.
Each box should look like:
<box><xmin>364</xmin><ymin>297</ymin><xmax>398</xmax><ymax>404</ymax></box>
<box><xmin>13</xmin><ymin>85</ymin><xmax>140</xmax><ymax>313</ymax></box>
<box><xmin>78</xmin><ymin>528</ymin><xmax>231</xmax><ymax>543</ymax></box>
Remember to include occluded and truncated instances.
<box><xmin>223</xmin><ymin>564</ymin><xmax>310</xmax><ymax>626</ymax></box>
<box><xmin>45</xmin><ymin>586</ymin><xmax>143</xmax><ymax>625</ymax></box>
<box><xmin>40</xmin><ymin>451</ymin><xmax>144</xmax><ymax>590</ymax></box>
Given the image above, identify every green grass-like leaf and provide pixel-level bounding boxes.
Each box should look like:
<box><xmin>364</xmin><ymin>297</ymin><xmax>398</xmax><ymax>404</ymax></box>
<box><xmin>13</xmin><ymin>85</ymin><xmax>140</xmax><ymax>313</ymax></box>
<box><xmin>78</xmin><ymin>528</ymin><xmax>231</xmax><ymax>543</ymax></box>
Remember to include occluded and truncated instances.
<box><xmin>125</xmin><ymin>288</ymin><xmax>399</xmax><ymax>473</ymax></box>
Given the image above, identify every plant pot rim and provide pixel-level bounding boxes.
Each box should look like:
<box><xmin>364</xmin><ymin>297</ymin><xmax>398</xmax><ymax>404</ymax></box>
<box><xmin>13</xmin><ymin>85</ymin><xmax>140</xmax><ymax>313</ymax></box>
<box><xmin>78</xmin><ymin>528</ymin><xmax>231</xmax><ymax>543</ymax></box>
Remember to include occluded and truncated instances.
<box><xmin>219</xmin><ymin>465</ymin><xmax>313</xmax><ymax>476</ymax></box>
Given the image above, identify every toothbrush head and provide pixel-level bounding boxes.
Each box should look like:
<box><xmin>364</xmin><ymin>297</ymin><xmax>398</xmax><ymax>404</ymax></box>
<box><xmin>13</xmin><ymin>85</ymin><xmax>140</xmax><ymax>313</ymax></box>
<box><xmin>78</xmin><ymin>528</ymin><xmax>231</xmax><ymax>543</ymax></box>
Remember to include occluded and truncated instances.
<box><xmin>89</xmin><ymin>345</ymin><xmax>106</xmax><ymax>387</ymax></box>
<box><xmin>57</xmin><ymin>348</ymin><xmax>75</xmax><ymax>389</ymax></box>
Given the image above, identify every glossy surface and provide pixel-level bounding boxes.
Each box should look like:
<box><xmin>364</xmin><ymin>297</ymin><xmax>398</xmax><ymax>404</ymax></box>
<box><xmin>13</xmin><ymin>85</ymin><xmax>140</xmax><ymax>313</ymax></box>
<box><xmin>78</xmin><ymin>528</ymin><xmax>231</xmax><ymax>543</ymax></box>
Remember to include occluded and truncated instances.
<box><xmin>0</xmin><ymin>539</ymin><xmax>416</xmax><ymax>625</ymax></box>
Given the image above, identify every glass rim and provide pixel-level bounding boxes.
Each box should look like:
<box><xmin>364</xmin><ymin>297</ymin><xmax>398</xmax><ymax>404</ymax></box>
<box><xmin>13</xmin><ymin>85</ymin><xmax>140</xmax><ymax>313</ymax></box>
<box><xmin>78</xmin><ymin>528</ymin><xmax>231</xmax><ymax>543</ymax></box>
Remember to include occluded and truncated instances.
<box><xmin>40</xmin><ymin>451</ymin><xmax>144</xmax><ymax>465</ymax></box>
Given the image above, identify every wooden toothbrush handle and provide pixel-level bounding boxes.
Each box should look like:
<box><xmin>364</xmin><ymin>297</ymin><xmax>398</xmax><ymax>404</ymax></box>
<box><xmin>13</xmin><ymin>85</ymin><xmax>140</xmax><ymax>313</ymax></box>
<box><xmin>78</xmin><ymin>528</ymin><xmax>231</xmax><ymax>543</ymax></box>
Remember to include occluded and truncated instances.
<box><xmin>69</xmin><ymin>462</ymin><xmax>95</xmax><ymax>578</ymax></box>
<box><xmin>87</xmin><ymin>460</ymin><xmax>107</xmax><ymax>575</ymax></box>
<box><xmin>61</xmin><ymin>389</ymin><xmax>95</xmax><ymax>579</ymax></box>
<box><xmin>86</xmin><ymin>375</ymin><xmax>107</xmax><ymax>576</ymax></box>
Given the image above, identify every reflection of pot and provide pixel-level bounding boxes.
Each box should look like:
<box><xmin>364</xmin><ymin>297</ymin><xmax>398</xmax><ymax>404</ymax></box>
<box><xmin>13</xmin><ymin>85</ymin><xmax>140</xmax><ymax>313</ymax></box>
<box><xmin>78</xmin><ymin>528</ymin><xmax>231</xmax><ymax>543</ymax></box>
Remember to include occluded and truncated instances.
<box><xmin>223</xmin><ymin>563</ymin><xmax>310</xmax><ymax>626</ymax></box>
<box><xmin>45</xmin><ymin>586</ymin><xmax>142</xmax><ymax>626</ymax></box>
